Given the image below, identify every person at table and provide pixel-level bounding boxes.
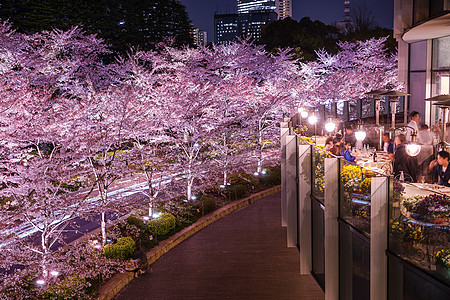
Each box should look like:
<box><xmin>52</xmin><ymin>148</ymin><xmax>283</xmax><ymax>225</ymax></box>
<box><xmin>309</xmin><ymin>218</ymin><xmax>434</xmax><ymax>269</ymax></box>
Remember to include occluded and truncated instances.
<box><xmin>428</xmin><ymin>150</ymin><xmax>450</xmax><ymax>187</ymax></box>
<box><xmin>405</xmin><ymin>111</ymin><xmax>420</xmax><ymax>142</ymax></box>
<box><xmin>330</xmin><ymin>136</ymin><xmax>342</xmax><ymax>156</ymax></box>
<box><xmin>325</xmin><ymin>137</ymin><xmax>333</xmax><ymax>151</ymax></box>
<box><xmin>344</xmin><ymin>126</ymin><xmax>356</xmax><ymax>148</ymax></box>
<box><xmin>393</xmin><ymin>134</ymin><xmax>418</xmax><ymax>182</ymax></box>
<box><xmin>381</xmin><ymin>133</ymin><xmax>394</xmax><ymax>160</ymax></box>
<box><xmin>417</xmin><ymin>124</ymin><xmax>434</xmax><ymax>180</ymax></box>
<box><xmin>342</xmin><ymin>141</ymin><xmax>356</xmax><ymax>162</ymax></box>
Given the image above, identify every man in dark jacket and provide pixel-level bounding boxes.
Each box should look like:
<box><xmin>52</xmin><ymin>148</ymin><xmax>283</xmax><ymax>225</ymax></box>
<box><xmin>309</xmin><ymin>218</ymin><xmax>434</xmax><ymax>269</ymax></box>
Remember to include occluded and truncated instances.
<box><xmin>393</xmin><ymin>134</ymin><xmax>418</xmax><ymax>182</ymax></box>
<box><xmin>429</xmin><ymin>150</ymin><xmax>450</xmax><ymax>186</ymax></box>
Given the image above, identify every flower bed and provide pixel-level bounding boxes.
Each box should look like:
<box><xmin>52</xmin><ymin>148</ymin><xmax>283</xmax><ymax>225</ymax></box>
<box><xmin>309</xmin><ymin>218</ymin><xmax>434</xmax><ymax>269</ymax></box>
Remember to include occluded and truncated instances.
<box><xmin>401</xmin><ymin>193</ymin><xmax>450</xmax><ymax>224</ymax></box>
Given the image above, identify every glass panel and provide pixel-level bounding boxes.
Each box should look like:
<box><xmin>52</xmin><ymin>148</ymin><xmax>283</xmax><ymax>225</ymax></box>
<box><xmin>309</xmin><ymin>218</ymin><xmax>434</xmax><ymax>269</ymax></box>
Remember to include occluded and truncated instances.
<box><xmin>340</xmin><ymin>160</ymin><xmax>381</xmax><ymax>236</ymax></box>
<box><xmin>340</xmin><ymin>223</ymin><xmax>371</xmax><ymax>300</ymax></box>
<box><xmin>348</xmin><ymin>100</ymin><xmax>358</xmax><ymax>121</ymax></box>
<box><xmin>361</xmin><ymin>98</ymin><xmax>374</xmax><ymax>119</ymax></box>
<box><xmin>433</xmin><ymin>36</ymin><xmax>450</xmax><ymax>71</ymax></box>
<box><xmin>312</xmin><ymin>198</ymin><xmax>325</xmax><ymax>289</ymax></box>
<box><xmin>389</xmin><ymin>180</ymin><xmax>450</xmax><ymax>286</ymax></box>
<box><xmin>337</xmin><ymin>101</ymin><xmax>345</xmax><ymax>118</ymax></box>
<box><xmin>312</xmin><ymin>146</ymin><xmax>330</xmax><ymax>201</ymax></box>
<box><xmin>433</xmin><ymin>71</ymin><xmax>450</xmax><ymax>96</ymax></box>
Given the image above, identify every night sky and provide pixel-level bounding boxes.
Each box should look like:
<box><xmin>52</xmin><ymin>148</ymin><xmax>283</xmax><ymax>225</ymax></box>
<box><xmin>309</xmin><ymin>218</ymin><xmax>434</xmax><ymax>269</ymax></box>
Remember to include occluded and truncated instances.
<box><xmin>179</xmin><ymin>0</ymin><xmax>394</xmax><ymax>43</ymax></box>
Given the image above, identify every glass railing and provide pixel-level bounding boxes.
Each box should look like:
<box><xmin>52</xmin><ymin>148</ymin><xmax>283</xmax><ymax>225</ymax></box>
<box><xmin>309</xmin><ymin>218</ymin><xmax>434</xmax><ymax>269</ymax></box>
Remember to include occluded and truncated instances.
<box><xmin>389</xmin><ymin>181</ymin><xmax>450</xmax><ymax>285</ymax></box>
<box><xmin>312</xmin><ymin>145</ymin><xmax>330</xmax><ymax>202</ymax></box>
<box><xmin>339</xmin><ymin>159</ymin><xmax>383</xmax><ymax>236</ymax></box>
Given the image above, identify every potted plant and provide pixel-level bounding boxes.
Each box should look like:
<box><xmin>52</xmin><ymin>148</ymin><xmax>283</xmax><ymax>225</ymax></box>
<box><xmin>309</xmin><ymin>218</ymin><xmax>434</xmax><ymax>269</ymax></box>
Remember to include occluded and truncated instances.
<box><xmin>434</xmin><ymin>249</ymin><xmax>450</xmax><ymax>281</ymax></box>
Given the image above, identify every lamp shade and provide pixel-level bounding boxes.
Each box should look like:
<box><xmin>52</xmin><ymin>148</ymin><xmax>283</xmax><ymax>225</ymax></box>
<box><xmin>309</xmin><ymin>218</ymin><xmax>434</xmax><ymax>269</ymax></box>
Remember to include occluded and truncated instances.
<box><xmin>308</xmin><ymin>115</ymin><xmax>318</xmax><ymax>125</ymax></box>
<box><xmin>355</xmin><ymin>130</ymin><xmax>366</xmax><ymax>142</ymax></box>
<box><xmin>406</xmin><ymin>143</ymin><xmax>421</xmax><ymax>156</ymax></box>
<box><xmin>301</xmin><ymin>111</ymin><xmax>309</xmax><ymax>118</ymax></box>
<box><xmin>325</xmin><ymin>120</ymin><xmax>335</xmax><ymax>132</ymax></box>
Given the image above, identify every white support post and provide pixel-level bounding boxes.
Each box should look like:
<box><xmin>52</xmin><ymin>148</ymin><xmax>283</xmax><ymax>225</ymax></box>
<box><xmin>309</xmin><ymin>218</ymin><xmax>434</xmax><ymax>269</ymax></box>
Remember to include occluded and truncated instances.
<box><xmin>324</xmin><ymin>157</ymin><xmax>339</xmax><ymax>300</ymax></box>
<box><xmin>281</xmin><ymin>122</ymin><xmax>289</xmax><ymax>227</ymax></box>
<box><xmin>370</xmin><ymin>176</ymin><xmax>389</xmax><ymax>300</ymax></box>
<box><xmin>286</xmin><ymin>135</ymin><xmax>298</xmax><ymax>247</ymax></box>
<box><xmin>298</xmin><ymin>144</ymin><xmax>312</xmax><ymax>274</ymax></box>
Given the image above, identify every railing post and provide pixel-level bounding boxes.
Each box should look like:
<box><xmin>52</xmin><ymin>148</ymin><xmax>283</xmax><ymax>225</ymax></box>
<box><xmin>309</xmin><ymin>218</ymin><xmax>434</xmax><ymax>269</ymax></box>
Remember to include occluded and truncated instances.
<box><xmin>298</xmin><ymin>144</ymin><xmax>312</xmax><ymax>273</ymax></box>
<box><xmin>324</xmin><ymin>157</ymin><xmax>339</xmax><ymax>300</ymax></box>
<box><xmin>281</xmin><ymin>122</ymin><xmax>289</xmax><ymax>227</ymax></box>
<box><xmin>286</xmin><ymin>134</ymin><xmax>298</xmax><ymax>247</ymax></box>
<box><xmin>371</xmin><ymin>176</ymin><xmax>389</xmax><ymax>300</ymax></box>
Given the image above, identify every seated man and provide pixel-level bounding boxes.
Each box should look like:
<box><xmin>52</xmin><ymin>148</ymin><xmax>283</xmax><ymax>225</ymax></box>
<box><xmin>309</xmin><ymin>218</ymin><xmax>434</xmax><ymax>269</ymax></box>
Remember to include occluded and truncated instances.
<box><xmin>429</xmin><ymin>150</ymin><xmax>450</xmax><ymax>187</ymax></box>
<box><xmin>381</xmin><ymin>133</ymin><xmax>394</xmax><ymax>160</ymax></box>
<box><xmin>393</xmin><ymin>134</ymin><xmax>418</xmax><ymax>182</ymax></box>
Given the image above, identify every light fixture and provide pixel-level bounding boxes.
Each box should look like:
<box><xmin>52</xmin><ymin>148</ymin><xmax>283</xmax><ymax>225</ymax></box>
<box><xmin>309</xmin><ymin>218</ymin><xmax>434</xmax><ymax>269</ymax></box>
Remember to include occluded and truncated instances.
<box><xmin>308</xmin><ymin>115</ymin><xmax>318</xmax><ymax>125</ymax></box>
<box><xmin>219</xmin><ymin>184</ymin><xmax>226</xmax><ymax>189</ymax></box>
<box><xmin>298</xmin><ymin>106</ymin><xmax>305</xmax><ymax>113</ymax></box>
<box><xmin>405</xmin><ymin>133</ymin><xmax>421</xmax><ymax>157</ymax></box>
<box><xmin>152</xmin><ymin>212</ymin><xmax>160</xmax><ymax>219</ymax></box>
<box><xmin>143</xmin><ymin>216</ymin><xmax>150</xmax><ymax>221</ymax></box>
<box><xmin>50</xmin><ymin>271</ymin><xmax>59</xmax><ymax>277</ymax></box>
<box><xmin>355</xmin><ymin>130</ymin><xmax>366</xmax><ymax>142</ymax></box>
<box><xmin>36</xmin><ymin>279</ymin><xmax>45</xmax><ymax>286</ymax></box>
<box><xmin>261</xmin><ymin>169</ymin><xmax>267</xmax><ymax>175</ymax></box>
<box><xmin>301</xmin><ymin>111</ymin><xmax>308</xmax><ymax>119</ymax></box>
<box><xmin>325</xmin><ymin>118</ymin><xmax>335</xmax><ymax>133</ymax></box>
<box><xmin>253</xmin><ymin>172</ymin><xmax>259</xmax><ymax>176</ymax></box>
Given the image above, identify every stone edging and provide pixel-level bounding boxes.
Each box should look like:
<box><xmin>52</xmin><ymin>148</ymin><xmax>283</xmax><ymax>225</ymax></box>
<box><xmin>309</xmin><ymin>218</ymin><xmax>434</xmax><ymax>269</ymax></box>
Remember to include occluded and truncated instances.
<box><xmin>97</xmin><ymin>185</ymin><xmax>281</xmax><ymax>300</ymax></box>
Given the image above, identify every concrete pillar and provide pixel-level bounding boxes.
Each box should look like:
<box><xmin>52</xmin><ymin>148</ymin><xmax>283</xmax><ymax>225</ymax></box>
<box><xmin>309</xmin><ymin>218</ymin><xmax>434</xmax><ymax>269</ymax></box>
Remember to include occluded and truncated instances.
<box><xmin>298</xmin><ymin>144</ymin><xmax>312</xmax><ymax>274</ymax></box>
<box><xmin>324</xmin><ymin>157</ymin><xmax>339</xmax><ymax>300</ymax></box>
<box><xmin>281</xmin><ymin>122</ymin><xmax>289</xmax><ymax>227</ymax></box>
<box><xmin>286</xmin><ymin>135</ymin><xmax>298</xmax><ymax>247</ymax></box>
<box><xmin>370</xmin><ymin>176</ymin><xmax>389</xmax><ymax>300</ymax></box>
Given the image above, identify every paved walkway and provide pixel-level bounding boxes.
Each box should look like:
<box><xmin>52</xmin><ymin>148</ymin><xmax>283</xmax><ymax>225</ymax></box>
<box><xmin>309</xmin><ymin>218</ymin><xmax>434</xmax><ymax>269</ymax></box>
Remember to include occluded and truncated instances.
<box><xmin>115</xmin><ymin>192</ymin><xmax>324</xmax><ymax>300</ymax></box>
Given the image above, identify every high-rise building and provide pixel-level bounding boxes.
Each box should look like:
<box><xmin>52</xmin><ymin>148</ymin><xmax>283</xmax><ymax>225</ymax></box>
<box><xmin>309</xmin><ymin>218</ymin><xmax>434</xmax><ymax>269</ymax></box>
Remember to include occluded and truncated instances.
<box><xmin>237</xmin><ymin>0</ymin><xmax>276</xmax><ymax>14</ymax></box>
<box><xmin>276</xmin><ymin>0</ymin><xmax>292</xmax><ymax>19</ymax></box>
<box><xmin>192</xmin><ymin>28</ymin><xmax>208</xmax><ymax>46</ymax></box>
<box><xmin>214</xmin><ymin>10</ymin><xmax>277</xmax><ymax>44</ymax></box>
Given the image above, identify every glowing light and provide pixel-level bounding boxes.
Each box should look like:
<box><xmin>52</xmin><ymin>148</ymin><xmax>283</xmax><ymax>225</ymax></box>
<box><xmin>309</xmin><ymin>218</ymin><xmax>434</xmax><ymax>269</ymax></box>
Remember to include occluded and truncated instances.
<box><xmin>94</xmin><ymin>244</ymin><xmax>102</xmax><ymax>250</ymax></box>
<box><xmin>297</xmin><ymin>106</ymin><xmax>305</xmax><ymax>113</ymax></box>
<box><xmin>355</xmin><ymin>130</ymin><xmax>366</xmax><ymax>142</ymax></box>
<box><xmin>226</xmin><ymin>183</ymin><xmax>231</xmax><ymax>186</ymax></box>
<box><xmin>50</xmin><ymin>271</ymin><xmax>59</xmax><ymax>277</ymax></box>
<box><xmin>152</xmin><ymin>213</ymin><xmax>160</xmax><ymax>219</ymax></box>
<box><xmin>308</xmin><ymin>115</ymin><xmax>318</xmax><ymax>125</ymax></box>
<box><xmin>254</xmin><ymin>172</ymin><xmax>259</xmax><ymax>176</ymax></box>
<box><xmin>301</xmin><ymin>111</ymin><xmax>308</xmax><ymax>119</ymax></box>
<box><xmin>325</xmin><ymin>121</ymin><xmax>335</xmax><ymax>133</ymax></box>
<box><xmin>261</xmin><ymin>170</ymin><xmax>267</xmax><ymax>175</ymax></box>
<box><xmin>220</xmin><ymin>184</ymin><xmax>226</xmax><ymax>189</ymax></box>
<box><xmin>191</xmin><ymin>195</ymin><xmax>197</xmax><ymax>200</ymax></box>
<box><xmin>36</xmin><ymin>279</ymin><xmax>45</xmax><ymax>285</ymax></box>
<box><xmin>193</xmin><ymin>142</ymin><xmax>200</xmax><ymax>148</ymax></box>
<box><xmin>143</xmin><ymin>216</ymin><xmax>150</xmax><ymax>221</ymax></box>
<box><xmin>406</xmin><ymin>143</ymin><xmax>421</xmax><ymax>157</ymax></box>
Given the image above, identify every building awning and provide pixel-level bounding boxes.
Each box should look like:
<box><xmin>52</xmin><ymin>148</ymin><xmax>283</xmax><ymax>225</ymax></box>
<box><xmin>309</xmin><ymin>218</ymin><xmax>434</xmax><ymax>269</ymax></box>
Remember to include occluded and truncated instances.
<box><xmin>403</xmin><ymin>13</ymin><xmax>450</xmax><ymax>43</ymax></box>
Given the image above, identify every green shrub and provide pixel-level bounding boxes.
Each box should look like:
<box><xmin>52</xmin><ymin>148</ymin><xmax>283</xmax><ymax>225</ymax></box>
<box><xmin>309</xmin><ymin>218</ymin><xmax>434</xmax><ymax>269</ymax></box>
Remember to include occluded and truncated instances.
<box><xmin>228</xmin><ymin>172</ymin><xmax>259</xmax><ymax>188</ymax></box>
<box><xmin>200</xmin><ymin>195</ymin><xmax>215</xmax><ymax>214</ymax></box>
<box><xmin>126</xmin><ymin>215</ymin><xmax>148</xmax><ymax>232</ymax></box>
<box><xmin>226</xmin><ymin>184</ymin><xmax>247</xmax><ymax>201</ymax></box>
<box><xmin>148</xmin><ymin>213</ymin><xmax>176</xmax><ymax>236</ymax></box>
<box><xmin>103</xmin><ymin>237</ymin><xmax>135</xmax><ymax>261</ymax></box>
<box><xmin>259</xmin><ymin>166</ymin><xmax>281</xmax><ymax>187</ymax></box>
<box><xmin>42</xmin><ymin>277</ymin><xmax>87</xmax><ymax>299</ymax></box>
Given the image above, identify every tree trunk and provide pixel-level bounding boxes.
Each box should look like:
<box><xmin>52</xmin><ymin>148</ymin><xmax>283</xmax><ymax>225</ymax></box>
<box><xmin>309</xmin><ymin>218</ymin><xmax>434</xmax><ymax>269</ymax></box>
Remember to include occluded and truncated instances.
<box><xmin>223</xmin><ymin>170</ymin><xmax>228</xmax><ymax>186</ymax></box>
<box><xmin>257</xmin><ymin>129</ymin><xmax>263</xmax><ymax>173</ymax></box>
<box><xmin>101</xmin><ymin>211</ymin><xmax>107</xmax><ymax>246</ymax></box>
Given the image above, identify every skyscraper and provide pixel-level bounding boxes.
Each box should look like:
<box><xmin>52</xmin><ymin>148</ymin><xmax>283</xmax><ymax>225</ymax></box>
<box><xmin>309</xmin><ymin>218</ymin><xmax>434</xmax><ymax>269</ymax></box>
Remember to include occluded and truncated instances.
<box><xmin>237</xmin><ymin>0</ymin><xmax>276</xmax><ymax>14</ymax></box>
<box><xmin>276</xmin><ymin>0</ymin><xmax>292</xmax><ymax>20</ymax></box>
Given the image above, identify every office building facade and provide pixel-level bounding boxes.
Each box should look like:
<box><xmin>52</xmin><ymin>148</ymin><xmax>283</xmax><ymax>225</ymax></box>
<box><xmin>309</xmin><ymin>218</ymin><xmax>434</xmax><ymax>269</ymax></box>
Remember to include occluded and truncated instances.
<box><xmin>394</xmin><ymin>0</ymin><xmax>450</xmax><ymax>126</ymax></box>
<box><xmin>192</xmin><ymin>28</ymin><xmax>208</xmax><ymax>46</ymax></box>
<box><xmin>276</xmin><ymin>0</ymin><xmax>292</xmax><ymax>19</ymax></box>
<box><xmin>214</xmin><ymin>10</ymin><xmax>277</xmax><ymax>44</ymax></box>
<box><xmin>237</xmin><ymin>0</ymin><xmax>276</xmax><ymax>14</ymax></box>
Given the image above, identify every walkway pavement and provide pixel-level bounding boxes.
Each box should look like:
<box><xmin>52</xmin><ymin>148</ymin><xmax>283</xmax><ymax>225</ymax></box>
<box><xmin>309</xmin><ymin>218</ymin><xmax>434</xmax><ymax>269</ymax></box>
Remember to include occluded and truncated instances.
<box><xmin>114</xmin><ymin>192</ymin><xmax>324</xmax><ymax>300</ymax></box>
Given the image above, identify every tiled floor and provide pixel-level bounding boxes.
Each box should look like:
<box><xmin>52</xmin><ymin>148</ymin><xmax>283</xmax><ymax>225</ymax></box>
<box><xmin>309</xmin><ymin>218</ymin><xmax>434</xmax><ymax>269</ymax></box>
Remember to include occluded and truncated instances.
<box><xmin>115</xmin><ymin>192</ymin><xmax>324</xmax><ymax>300</ymax></box>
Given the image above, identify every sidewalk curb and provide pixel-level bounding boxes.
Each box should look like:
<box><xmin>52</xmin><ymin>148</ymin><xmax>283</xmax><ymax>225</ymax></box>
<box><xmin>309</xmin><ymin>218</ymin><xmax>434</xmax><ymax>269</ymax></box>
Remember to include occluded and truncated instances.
<box><xmin>97</xmin><ymin>185</ymin><xmax>281</xmax><ymax>300</ymax></box>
